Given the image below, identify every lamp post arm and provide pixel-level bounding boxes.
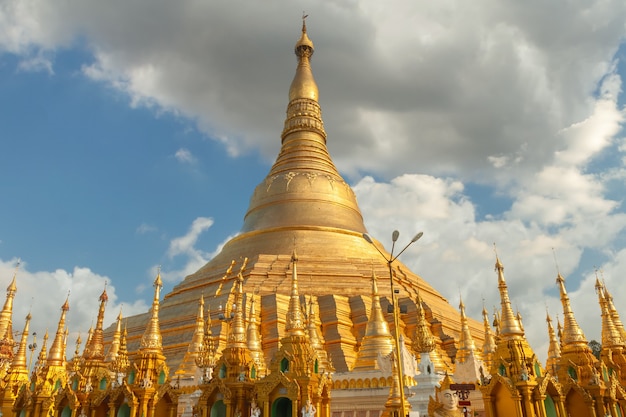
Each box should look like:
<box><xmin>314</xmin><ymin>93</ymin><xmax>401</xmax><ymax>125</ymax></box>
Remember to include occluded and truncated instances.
<box><xmin>390</xmin><ymin>232</ymin><xmax>423</xmax><ymax>263</ymax></box>
<box><xmin>362</xmin><ymin>234</ymin><xmax>392</xmax><ymax>262</ymax></box>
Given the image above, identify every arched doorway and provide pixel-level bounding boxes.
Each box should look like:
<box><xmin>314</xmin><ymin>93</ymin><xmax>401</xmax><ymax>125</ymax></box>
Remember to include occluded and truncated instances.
<box><xmin>271</xmin><ymin>397</ymin><xmax>292</xmax><ymax>417</ymax></box>
<box><xmin>210</xmin><ymin>400</ymin><xmax>226</xmax><ymax>417</ymax></box>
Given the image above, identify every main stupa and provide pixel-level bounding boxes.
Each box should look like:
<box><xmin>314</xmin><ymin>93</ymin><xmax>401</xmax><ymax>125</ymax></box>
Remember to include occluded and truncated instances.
<box><xmin>117</xmin><ymin>20</ymin><xmax>483</xmax><ymax>375</ymax></box>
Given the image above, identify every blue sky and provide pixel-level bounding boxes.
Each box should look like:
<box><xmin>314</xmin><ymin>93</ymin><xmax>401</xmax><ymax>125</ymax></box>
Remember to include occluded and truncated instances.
<box><xmin>1</xmin><ymin>1</ymin><xmax>626</xmax><ymax>362</ymax></box>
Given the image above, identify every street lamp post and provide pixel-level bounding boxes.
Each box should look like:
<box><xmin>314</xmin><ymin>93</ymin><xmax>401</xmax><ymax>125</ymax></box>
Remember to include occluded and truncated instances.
<box><xmin>363</xmin><ymin>230</ymin><xmax>423</xmax><ymax>417</ymax></box>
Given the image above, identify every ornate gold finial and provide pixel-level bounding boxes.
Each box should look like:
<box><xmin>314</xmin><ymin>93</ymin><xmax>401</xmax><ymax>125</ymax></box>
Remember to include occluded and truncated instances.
<box><xmin>110</xmin><ymin>325</ymin><xmax>130</xmax><ymax>378</ymax></box>
<box><xmin>492</xmin><ymin>251</ymin><xmax>523</xmax><ymax>337</ymax></box>
<box><xmin>84</xmin><ymin>285</ymin><xmax>107</xmax><ymax>360</ymax></box>
<box><xmin>482</xmin><ymin>303</ymin><xmax>496</xmax><ymax>369</ymax></box>
<box><xmin>285</xmin><ymin>250</ymin><xmax>305</xmax><ymax>336</ymax></box>
<box><xmin>176</xmin><ymin>295</ymin><xmax>207</xmax><ymax>377</ymax></box>
<box><xmin>47</xmin><ymin>297</ymin><xmax>70</xmax><ymax>366</ymax></box>
<box><xmin>555</xmin><ymin>269</ymin><xmax>587</xmax><ymax>347</ymax></box>
<box><xmin>223</xmin><ymin>258</ymin><xmax>248</xmax><ymax>348</ymax></box>
<box><xmin>4</xmin><ymin>312</ymin><xmax>31</xmax><ymax>376</ymax></box>
<box><xmin>456</xmin><ymin>294</ymin><xmax>477</xmax><ymax>364</ymax></box>
<box><xmin>105</xmin><ymin>308</ymin><xmax>123</xmax><ymax>362</ymax></box>
<box><xmin>139</xmin><ymin>270</ymin><xmax>163</xmax><ymax>353</ymax></box>
<box><xmin>247</xmin><ymin>293</ymin><xmax>266</xmax><ymax>375</ymax></box>
<box><xmin>412</xmin><ymin>289</ymin><xmax>436</xmax><ymax>354</ymax></box>
<box><xmin>545</xmin><ymin>309</ymin><xmax>561</xmax><ymax>376</ymax></box>
<box><xmin>595</xmin><ymin>277</ymin><xmax>624</xmax><ymax>349</ymax></box>
<box><xmin>0</xmin><ymin>259</ymin><xmax>19</xmax><ymax>347</ymax></box>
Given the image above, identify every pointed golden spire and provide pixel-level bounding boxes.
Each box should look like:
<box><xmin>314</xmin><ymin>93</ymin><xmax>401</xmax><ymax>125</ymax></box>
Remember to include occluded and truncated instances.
<box><xmin>105</xmin><ymin>309</ymin><xmax>123</xmax><ymax>362</ymax></box>
<box><xmin>602</xmin><ymin>281</ymin><xmax>626</xmax><ymax>342</ymax></box>
<box><xmin>196</xmin><ymin>305</ymin><xmax>216</xmax><ymax>382</ymax></box>
<box><xmin>306</xmin><ymin>294</ymin><xmax>331</xmax><ymax>371</ymax></box>
<box><xmin>595</xmin><ymin>277</ymin><xmax>624</xmax><ymax>349</ymax></box>
<box><xmin>545</xmin><ymin>310</ymin><xmax>561</xmax><ymax>376</ymax></box>
<box><xmin>10</xmin><ymin>312</ymin><xmax>31</xmax><ymax>371</ymax></box>
<box><xmin>192</xmin><ymin>294</ymin><xmax>205</xmax><ymax>352</ymax></box>
<box><xmin>176</xmin><ymin>295</ymin><xmax>206</xmax><ymax>377</ymax></box>
<box><xmin>384</xmin><ymin>351</ymin><xmax>410</xmax><ymax>415</ymax></box>
<box><xmin>140</xmin><ymin>269</ymin><xmax>163</xmax><ymax>353</ymax></box>
<box><xmin>35</xmin><ymin>330</ymin><xmax>49</xmax><ymax>371</ymax></box>
<box><xmin>110</xmin><ymin>325</ymin><xmax>130</xmax><ymax>378</ymax></box>
<box><xmin>47</xmin><ymin>296</ymin><xmax>70</xmax><ymax>366</ymax></box>
<box><xmin>481</xmin><ymin>304</ymin><xmax>496</xmax><ymax>370</ymax></box>
<box><xmin>493</xmin><ymin>252</ymin><xmax>523</xmax><ymax>337</ymax></box>
<box><xmin>556</xmin><ymin>316</ymin><xmax>563</xmax><ymax>345</ymax></box>
<box><xmin>84</xmin><ymin>286</ymin><xmax>108</xmax><ymax>360</ymax></box>
<box><xmin>555</xmin><ymin>272</ymin><xmax>587</xmax><ymax>347</ymax></box>
<box><xmin>247</xmin><ymin>293</ymin><xmax>266</xmax><ymax>375</ymax></box>
<box><xmin>353</xmin><ymin>269</ymin><xmax>393</xmax><ymax>370</ymax></box>
<box><xmin>285</xmin><ymin>251</ymin><xmax>305</xmax><ymax>336</ymax></box>
<box><xmin>241</xmin><ymin>18</ymin><xmax>367</xmax><ymax>237</ymax></box>
<box><xmin>226</xmin><ymin>258</ymin><xmax>248</xmax><ymax>348</ymax></box>
<box><xmin>0</xmin><ymin>260</ymin><xmax>19</xmax><ymax>345</ymax></box>
<box><xmin>288</xmin><ymin>15</ymin><xmax>319</xmax><ymax>104</ymax></box>
<box><xmin>456</xmin><ymin>295</ymin><xmax>478</xmax><ymax>364</ymax></box>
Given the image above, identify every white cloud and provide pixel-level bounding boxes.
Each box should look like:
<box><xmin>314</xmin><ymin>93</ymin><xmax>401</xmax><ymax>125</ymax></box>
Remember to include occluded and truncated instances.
<box><xmin>174</xmin><ymin>148</ymin><xmax>196</xmax><ymax>164</ymax></box>
<box><xmin>0</xmin><ymin>258</ymin><xmax>149</xmax><ymax>359</ymax></box>
<box><xmin>136</xmin><ymin>223</ymin><xmax>157</xmax><ymax>234</ymax></box>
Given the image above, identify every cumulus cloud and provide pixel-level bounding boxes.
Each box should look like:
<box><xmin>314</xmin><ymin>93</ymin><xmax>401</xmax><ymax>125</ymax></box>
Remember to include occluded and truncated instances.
<box><xmin>161</xmin><ymin>217</ymin><xmax>217</xmax><ymax>282</ymax></box>
<box><xmin>174</xmin><ymin>148</ymin><xmax>196</xmax><ymax>164</ymax></box>
<box><xmin>0</xmin><ymin>258</ymin><xmax>149</xmax><ymax>358</ymax></box>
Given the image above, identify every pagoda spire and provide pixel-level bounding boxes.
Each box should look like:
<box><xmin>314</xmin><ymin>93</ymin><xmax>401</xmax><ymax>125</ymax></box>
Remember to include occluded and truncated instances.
<box><xmin>195</xmin><ymin>305</ymin><xmax>216</xmax><ymax>383</ymax></box>
<box><xmin>306</xmin><ymin>294</ymin><xmax>331</xmax><ymax>372</ymax></box>
<box><xmin>481</xmin><ymin>304</ymin><xmax>496</xmax><ymax>370</ymax></box>
<box><xmin>545</xmin><ymin>310</ymin><xmax>561</xmax><ymax>376</ymax></box>
<box><xmin>555</xmin><ymin>271</ymin><xmax>598</xmax><ymax>388</ymax></box>
<box><xmin>0</xmin><ymin>260</ymin><xmax>19</xmax><ymax>346</ymax></box>
<box><xmin>226</xmin><ymin>258</ymin><xmax>248</xmax><ymax>348</ymax></box>
<box><xmin>603</xmin><ymin>282</ymin><xmax>626</xmax><ymax>341</ymax></box>
<box><xmin>240</xmin><ymin>17</ymin><xmax>367</xmax><ymax>237</ymax></box>
<box><xmin>456</xmin><ymin>295</ymin><xmax>478</xmax><ymax>364</ymax></box>
<box><xmin>105</xmin><ymin>309</ymin><xmax>123</xmax><ymax>362</ymax></box>
<box><xmin>555</xmin><ymin>272</ymin><xmax>587</xmax><ymax>347</ymax></box>
<box><xmin>35</xmin><ymin>330</ymin><xmax>48</xmax><ymax>372</ymax></box>
<box><xmin>494</xmin><ymin>254</ymin><xmax>523</xmax><ymax>337</ymax></box>
<box><xmin>285</xmin><ymin>251</ymin><xmax>305</xmax><ymax>336</ymax></box>
<box><xmin>47</xmin><ymin>296</ymin><xmax>70</xmax><ymax>366</ymax></box>
<box><xmin>140</xmin><ymin>270</ymin><xmax>163</xmax><ymax>353</ymax></box>
<box><xmin>83</xmin><ymin>286</ymin><xmax>108</xmax><ymax>360</ymax></box>
<box><xmin>489</xmin><ymin>252</ymin><xmax>540</xmax><ymax>384</ymax></box>
<box><xmin>176</xmin><ymin>294</ymin><xmax>205</xmax><ymax>378</ymax></box>
<box><xmin>595</xmin><ymin>277</ymin><xmax>624</xmax><ymax>349</ymax></box>
<box><xmin>247</xmin><ymin>293</ymin><xmax>266</xmax><ymax>375</ymax></box>
<box><xmin>10</xmin><ymin>312</ymin><xmax>31</xmax><ymax>373</ymax></box>
<box><xmin>1</xmin><ymin>313</ymin><xmax>32</xmax><ymax>416</ymax></box>
<box><xmin>353</xmin><ymin>269</ymin><xmax>393</xmax><ymax>371</ymax></box>
<box><xmin>110</xmin><ymin>325</ymin><xmax>130</xmax><ymax>384</ymax></box>
<box><xmin>595</xmin><ymin>277</ymin><xmax>626</xmax><ymax>384</ymax></box>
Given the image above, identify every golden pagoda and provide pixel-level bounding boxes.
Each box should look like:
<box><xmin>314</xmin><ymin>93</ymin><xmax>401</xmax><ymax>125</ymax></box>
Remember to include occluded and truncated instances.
<box><xmin>20</xmin><ymin>17</ymin><xmax>626</xmax><ymax>417</ymax></box>
<box><xmin>114</xmin><ymin>18</ymin><xmax>480</xmax><ymax>395</ymax></box>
